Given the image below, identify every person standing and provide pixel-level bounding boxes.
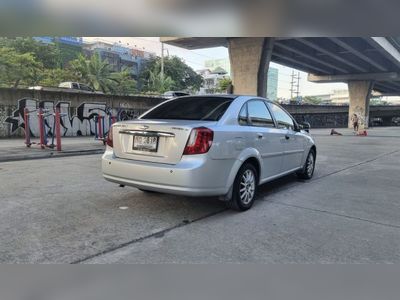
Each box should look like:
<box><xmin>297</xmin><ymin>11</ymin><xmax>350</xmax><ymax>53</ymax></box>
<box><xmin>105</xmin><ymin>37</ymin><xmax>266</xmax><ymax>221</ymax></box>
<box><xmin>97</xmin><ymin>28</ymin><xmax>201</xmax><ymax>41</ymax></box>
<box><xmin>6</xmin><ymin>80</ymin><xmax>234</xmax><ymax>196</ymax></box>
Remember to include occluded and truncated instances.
<box><xmin>351</xmin><ymin>113</ymin><xmax>359</xmax><ymax>132</ymax></box>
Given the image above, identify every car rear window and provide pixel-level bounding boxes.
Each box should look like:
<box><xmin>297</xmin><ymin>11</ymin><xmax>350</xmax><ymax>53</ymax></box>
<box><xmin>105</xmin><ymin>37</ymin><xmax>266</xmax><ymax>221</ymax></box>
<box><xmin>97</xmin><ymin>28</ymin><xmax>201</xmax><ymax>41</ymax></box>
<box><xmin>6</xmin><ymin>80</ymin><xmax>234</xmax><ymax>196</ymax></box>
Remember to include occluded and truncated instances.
<box><xmin>141</xmin><ymin>97</ymin><xmax>234</xmax><ymax>121</ymax></box>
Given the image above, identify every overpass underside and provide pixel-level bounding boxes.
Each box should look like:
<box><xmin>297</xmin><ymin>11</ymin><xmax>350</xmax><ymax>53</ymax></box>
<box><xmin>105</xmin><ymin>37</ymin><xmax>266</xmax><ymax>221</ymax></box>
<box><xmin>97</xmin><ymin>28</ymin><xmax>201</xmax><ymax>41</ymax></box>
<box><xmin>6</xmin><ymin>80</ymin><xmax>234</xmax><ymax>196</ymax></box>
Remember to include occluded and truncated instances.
<box><xmin>162</xmin><ymin>37</ymin><xmax>400</xmax><ymax>129</ymax></box>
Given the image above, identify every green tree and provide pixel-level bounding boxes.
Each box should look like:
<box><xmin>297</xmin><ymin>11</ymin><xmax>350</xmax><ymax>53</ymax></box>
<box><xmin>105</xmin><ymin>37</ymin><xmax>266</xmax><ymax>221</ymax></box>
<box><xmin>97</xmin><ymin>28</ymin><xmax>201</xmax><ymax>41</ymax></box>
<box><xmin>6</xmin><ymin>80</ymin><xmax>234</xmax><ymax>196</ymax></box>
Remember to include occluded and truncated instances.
<box><xmin>70</xmin><ymin>54</ymin><xmax>116</xmax><ymax>93</ymax></box>
<box><xmin>109</xmin><ymin>69</ymin><xmax>137</xmax><ymax>95</ymax></box>
<box><xmin>302</xmin><ymin>96</ymin><xmax>322</xmax><ymax>105</ymax></box>
<box><xmin>146</xmin><ymin>68</ymin><xmax>174</xmax><ymax>93</ymax></box>
<box><xmin>0</xmin><ymin>47</ymin><xmax>43</xmax><ymax>87</ymax></box>
<box><xmin>139</xmin><ymin>55</ymin><xmax>202</xmax><ymax>92</ymax></box>
<box><xmin>0</xmin><ymin>37</ymin><xmax>61</xmax><ymax>68</ymax></box>
<box><xmin>39</xmin><ymin>68</ymin><xmax>77</xmax><ymax>87</ymax></box>
<box><xmin>370</xmin><ymin>97</ymin><xmax>389</xmax><ymax>106</ymax></box>
<box><xmin>218</xmin><ymin>77</ymin><xmax>232</xmax><ymax>93</ymax></box>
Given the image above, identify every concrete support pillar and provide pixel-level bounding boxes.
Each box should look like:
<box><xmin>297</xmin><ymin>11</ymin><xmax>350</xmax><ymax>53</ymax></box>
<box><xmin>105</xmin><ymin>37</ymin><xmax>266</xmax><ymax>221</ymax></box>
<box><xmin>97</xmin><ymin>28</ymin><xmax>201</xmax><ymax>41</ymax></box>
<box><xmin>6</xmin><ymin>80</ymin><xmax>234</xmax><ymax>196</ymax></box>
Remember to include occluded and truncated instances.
<box><xmin>228</xmin><ymin>38</ymin><xmax>274</xmax><ymax>97</ymax></box>
<box><xmin>348</xmin><ymin>80</ymin><xmax>374</xmax><ymax>130</ymax></box>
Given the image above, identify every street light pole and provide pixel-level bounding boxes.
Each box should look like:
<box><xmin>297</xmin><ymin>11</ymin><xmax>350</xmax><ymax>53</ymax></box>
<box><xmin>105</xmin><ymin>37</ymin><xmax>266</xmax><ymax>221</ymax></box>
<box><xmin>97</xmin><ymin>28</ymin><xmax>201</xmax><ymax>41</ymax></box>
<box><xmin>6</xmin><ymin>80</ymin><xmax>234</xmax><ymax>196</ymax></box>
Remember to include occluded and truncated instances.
<box><xmin>161</xmin><ymin>42</ymin><xmax>164</xmax><ymax>81</ymax></box>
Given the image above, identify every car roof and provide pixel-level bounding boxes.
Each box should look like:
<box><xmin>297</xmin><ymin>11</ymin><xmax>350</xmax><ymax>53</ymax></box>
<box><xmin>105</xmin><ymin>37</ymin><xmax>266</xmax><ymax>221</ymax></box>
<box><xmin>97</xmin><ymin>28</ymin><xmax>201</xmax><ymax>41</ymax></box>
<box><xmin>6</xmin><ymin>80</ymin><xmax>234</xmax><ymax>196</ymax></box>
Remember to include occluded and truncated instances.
<box><xmin>177</xmin><ymin>94</ymin><xmax>275</xmax><ymax>102</ymax></box>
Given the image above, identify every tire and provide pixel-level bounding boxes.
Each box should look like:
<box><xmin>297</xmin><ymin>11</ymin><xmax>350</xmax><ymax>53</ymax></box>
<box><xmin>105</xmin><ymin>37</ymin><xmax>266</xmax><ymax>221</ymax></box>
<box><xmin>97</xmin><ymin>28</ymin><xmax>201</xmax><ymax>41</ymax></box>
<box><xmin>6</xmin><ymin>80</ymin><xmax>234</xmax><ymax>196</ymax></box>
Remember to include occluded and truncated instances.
<box><xmin>296</xmin><ymin>149</ymin><xmax>316</xmax><ymax>179</ymax></box>
<box><xmin>227</xmin><ymin>163</ymin><xmax>258</xmax><ymax>211</ymax></box>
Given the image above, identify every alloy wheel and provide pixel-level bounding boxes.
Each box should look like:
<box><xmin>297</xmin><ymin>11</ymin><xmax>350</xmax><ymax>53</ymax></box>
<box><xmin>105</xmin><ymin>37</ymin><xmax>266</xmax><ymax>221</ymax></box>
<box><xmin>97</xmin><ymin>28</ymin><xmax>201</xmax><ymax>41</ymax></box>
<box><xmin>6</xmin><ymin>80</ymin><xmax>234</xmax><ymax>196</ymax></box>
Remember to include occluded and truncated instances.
<box><xmin>239</xmin><ymin>169</ymin><xmax>256</xmax><ymax>205</ymax></box>
<box><xmin>306</xmin><ymin>152</ymin><xmax>315</xmax><ymax>177</ymax></box>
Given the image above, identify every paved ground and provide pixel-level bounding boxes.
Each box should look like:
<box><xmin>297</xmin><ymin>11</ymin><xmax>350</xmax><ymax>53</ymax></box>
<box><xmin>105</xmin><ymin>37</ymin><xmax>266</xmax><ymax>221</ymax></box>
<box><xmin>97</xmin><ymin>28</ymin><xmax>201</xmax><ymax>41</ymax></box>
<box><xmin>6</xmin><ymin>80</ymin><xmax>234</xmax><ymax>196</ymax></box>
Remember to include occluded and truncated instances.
<box><xmin>0</xmin><ymin>127</ymin><xmax>399</xmax><ymax>263</ymax></box>
<box><xmin>0</xmin><ymin>137</ymin><xmax>104</xmax><ymax>162</ymax></box>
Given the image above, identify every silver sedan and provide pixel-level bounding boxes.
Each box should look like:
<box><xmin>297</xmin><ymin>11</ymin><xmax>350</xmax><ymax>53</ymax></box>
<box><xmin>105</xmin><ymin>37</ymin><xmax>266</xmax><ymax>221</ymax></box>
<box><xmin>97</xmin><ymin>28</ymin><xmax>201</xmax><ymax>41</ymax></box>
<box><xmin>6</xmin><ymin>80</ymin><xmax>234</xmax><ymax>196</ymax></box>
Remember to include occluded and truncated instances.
<box><xmin>102</xmin><ymin>95</ymin><xmax>316</xmax><ymax>211</ymax></box>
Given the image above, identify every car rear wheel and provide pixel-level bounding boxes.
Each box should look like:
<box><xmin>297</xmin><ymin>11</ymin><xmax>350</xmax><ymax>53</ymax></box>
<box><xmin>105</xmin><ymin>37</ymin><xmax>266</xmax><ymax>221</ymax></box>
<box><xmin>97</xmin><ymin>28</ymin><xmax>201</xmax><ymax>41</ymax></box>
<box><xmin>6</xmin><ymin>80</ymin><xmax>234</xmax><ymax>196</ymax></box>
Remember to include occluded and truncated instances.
<box><xmin>296</xmin><ymin>149</ymin><xmax>315</xmax><ymax>179</ymax></box>
<box><xmin>227</xmin><ymin>163</ymin><xmax>258</xmax><ymax>211</ymax></box>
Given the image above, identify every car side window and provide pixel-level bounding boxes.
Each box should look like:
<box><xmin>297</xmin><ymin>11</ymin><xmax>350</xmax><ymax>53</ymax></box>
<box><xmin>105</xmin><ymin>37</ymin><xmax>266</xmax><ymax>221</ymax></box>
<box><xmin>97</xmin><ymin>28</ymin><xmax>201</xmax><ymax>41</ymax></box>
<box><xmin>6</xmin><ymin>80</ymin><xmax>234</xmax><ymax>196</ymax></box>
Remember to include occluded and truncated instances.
<box><xmin>247</xmin><ymin>100</ymin><xmax>275</xmax><ymax>127</ymax></box>
<box><xmin>72</xmin><ymin>83</ymin><xmax>79</xmax><ymax>89</ymax></box>
<box><xmin>269</xmin><ymin>103</ymin><xmax>295</xmax><ymax>130</ymax></box>
<box><xmin>238</xmin><ymin>103</ymin><xmax>248</xmax><ymax>125</ymax></box>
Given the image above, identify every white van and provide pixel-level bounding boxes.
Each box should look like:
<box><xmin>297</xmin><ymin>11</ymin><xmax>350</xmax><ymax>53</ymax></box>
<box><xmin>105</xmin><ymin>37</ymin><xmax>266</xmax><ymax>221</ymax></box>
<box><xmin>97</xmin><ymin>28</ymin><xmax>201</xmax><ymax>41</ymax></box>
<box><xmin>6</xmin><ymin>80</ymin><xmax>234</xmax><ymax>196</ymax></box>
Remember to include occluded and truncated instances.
<box><xmin>58</xmin><ymin>82</ymin><xmax>95</xmax><ymax>92</ymax></box>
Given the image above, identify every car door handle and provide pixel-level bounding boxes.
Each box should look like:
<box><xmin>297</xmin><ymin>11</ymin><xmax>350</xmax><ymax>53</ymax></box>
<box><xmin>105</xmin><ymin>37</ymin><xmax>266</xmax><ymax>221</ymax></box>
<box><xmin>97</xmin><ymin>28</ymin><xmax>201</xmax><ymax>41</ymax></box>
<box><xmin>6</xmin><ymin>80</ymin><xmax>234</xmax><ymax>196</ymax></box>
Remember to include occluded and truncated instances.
<box><xmin>257</xmin><ymin>133</ymin><xmax>263</xmax><ymax>139</ymax></box>
<box><xmin>285</xmin><ymin>135</ymin><xmax>290</xmax><ymax>140</ymax></box>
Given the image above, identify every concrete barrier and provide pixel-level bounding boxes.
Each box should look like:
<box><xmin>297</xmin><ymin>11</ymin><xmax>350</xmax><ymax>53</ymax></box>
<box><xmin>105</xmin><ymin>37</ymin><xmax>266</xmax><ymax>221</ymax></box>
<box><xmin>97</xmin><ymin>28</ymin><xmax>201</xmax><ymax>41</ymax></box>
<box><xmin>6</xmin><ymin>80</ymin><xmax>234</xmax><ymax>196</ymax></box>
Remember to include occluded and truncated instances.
<box><xmin>0</xmin><ymin>87</ymin><xmax>165</xmax><ymax>138</ymax></box>
<box><xmin>1</xmin><ymin>87</ymin><xmax>400</xmax><ymax>137</ymax></box>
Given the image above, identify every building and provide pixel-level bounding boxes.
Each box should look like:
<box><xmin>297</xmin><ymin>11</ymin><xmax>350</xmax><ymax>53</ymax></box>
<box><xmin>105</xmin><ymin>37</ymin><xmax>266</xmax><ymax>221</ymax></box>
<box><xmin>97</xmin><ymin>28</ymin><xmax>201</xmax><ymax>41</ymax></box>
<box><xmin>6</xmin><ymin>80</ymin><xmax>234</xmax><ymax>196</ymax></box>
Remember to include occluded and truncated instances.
<box><xmin>34</xmin><ymin>37</ymin><xmax>84</xmax><ymax>67</ymax></box>
<box><xmin>266</xmin><ymin>67</ymin><xmax>278</xmax><ymax>101</ymax></box>
<box><xmin>381</xmin><ymin>96</ymin><xmax>400</xmax><ymax>105</ymax></box>
<box><xmin>197</xmin><ymin>68</ymin><xmax>230</xmax><ymax>94</ymax></box>
<box><xmin>83</xmin><ymin>41</ymin><xmax>153</xmax><ymax>78</ymax></box>
<box><xmin>203</xmin><ymin>58</ymin><xmax>278</xmax><ymax>99</ymax></box>
<box><xmin>309</xmin><ymin>89</ymin><xmax>348</xmax><ymax>105</ymax></box>
<box><xmin>330</xmin><ymin>89</ymin><xmax>349</xmax><ymax>104</ymax></box>
<box><xmin>316</xmin><ymin>94</ymin><xmax>332</xmax><ymax>105</ymax></box>
<box><xmin>204</xmin><ymin>58</ymin><xmax>231</xmax><ymax>75</ymax></box>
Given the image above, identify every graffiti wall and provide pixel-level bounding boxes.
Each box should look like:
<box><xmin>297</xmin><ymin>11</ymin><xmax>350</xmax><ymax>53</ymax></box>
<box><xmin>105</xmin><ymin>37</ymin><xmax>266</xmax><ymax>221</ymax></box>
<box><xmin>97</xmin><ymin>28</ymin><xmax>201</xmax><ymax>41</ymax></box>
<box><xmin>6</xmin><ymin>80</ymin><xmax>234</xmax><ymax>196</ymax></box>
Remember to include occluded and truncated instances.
<box><xmin>4</xmin><ymin>98</ymin><xmax>141</xmax><ymax>137</ymax></box>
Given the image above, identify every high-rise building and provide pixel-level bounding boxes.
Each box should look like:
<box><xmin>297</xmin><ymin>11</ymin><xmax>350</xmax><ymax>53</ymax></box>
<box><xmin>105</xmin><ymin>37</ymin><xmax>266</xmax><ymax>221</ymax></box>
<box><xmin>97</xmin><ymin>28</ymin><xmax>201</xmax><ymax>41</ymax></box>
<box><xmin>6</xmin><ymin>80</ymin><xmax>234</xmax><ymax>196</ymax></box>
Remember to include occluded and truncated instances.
<box><xmin>266</xmin><ymin>67</ymin><xmax>278</xmax><ymax>101</ymax></box>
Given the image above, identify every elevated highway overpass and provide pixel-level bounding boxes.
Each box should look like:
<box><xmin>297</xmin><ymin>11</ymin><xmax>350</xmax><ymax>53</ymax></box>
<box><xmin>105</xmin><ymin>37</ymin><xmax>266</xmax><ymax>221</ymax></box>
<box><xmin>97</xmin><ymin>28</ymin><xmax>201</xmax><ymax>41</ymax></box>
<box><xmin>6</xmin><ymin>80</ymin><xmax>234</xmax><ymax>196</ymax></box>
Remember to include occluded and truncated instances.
<box><xmin>162</xmin><ymin>37</ymin><xmax>400</xmax><ymax>129</ymax></box>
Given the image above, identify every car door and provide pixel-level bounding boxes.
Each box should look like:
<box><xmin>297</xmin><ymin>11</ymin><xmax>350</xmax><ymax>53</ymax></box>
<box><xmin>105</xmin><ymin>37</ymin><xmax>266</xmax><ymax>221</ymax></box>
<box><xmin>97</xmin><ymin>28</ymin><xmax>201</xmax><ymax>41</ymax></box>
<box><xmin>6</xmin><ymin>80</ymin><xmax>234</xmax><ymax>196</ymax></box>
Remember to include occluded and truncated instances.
<box><xmin>268</xmin><ymin>102</ymin><xmax>305</xmax><ymax>172</ymax></box>
<box><xmin>241</xmin><ymin>100</ymin><xmax>285</xmax><ymax>180</ymax></box>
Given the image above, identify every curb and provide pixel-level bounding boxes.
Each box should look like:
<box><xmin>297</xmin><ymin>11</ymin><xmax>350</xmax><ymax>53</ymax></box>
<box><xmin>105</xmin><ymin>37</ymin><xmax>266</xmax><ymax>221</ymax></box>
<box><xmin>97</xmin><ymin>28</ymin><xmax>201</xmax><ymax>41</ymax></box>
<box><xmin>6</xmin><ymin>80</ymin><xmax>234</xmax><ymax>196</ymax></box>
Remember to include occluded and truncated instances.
<box><xmin>0</xmin><ymin>148</ymin><xmax>104</xmax><ymax>163</ymax></box>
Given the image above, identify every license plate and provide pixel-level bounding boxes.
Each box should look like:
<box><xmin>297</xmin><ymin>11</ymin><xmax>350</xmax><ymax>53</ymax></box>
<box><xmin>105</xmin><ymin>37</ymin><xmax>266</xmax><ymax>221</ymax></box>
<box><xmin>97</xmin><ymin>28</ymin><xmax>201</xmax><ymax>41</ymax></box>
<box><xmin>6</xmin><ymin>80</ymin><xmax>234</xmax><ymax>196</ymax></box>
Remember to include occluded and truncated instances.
<box><xmin>133</xmin><ymin>135</ymin><xmax>158</xmax><ymax>152</ymax></box>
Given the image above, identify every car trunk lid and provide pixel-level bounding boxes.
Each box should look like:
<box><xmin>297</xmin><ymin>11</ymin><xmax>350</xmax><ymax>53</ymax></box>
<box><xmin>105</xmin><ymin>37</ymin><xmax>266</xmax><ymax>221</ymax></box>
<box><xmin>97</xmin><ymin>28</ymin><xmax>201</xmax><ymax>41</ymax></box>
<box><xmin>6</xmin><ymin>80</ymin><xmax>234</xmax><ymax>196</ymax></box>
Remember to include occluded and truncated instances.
<box><xmin>112</xmin><ymin>120</ymin><xmax>216</xmax><ymax>164</ymax></box>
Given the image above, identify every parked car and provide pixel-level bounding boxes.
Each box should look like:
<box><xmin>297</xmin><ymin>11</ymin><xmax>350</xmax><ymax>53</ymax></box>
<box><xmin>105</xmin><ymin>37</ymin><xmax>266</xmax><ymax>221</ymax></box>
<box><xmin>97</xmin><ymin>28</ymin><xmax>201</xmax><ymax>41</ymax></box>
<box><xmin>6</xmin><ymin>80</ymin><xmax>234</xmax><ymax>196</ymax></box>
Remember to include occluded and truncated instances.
<box><xmin>391</xmin><ymin>117</ymin><xmax>400</xmax><ymax>126</ymax></box>
<box><xmin>28</xmin><ymin>86</ymin><xmax>44</xmax><ymax>90</ymax></box>
<box><xmin>58</xmin><ymin>82</ymin><xmax>95</xmax><ymax>92</ymax></box>
<box><xmin>370</xmin><ymin>117</ymin><xmax>383</xmax><ymax>126</ymax></box>
<box><xmin>163</xmin><ymin>91</ymin><xmax>190</xmax><ymax>99</ymax></box>
<box><xmin>102</xmin><ymin>95</ymin><xmax>316</xmax><ymax>211</ymax></box>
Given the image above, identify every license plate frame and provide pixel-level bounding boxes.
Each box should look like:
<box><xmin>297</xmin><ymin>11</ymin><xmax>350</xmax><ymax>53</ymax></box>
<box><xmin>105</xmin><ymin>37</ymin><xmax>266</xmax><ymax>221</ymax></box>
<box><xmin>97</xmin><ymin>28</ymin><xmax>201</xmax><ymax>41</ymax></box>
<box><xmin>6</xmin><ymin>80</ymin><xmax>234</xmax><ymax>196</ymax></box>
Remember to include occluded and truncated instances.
<box><xmin>132</xmin><ymin>135</ymin><xmax>159</xmax><ymax>152</ymax></box>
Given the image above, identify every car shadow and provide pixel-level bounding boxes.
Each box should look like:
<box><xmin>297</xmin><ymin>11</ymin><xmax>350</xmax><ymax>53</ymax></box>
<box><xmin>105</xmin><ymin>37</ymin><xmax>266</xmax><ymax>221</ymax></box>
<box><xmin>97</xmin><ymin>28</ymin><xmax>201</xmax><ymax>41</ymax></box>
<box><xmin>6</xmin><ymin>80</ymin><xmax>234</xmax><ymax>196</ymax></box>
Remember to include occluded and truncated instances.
<box><xmin>256</xmin><ymin>173</ymin><xmax>303</xmax><ymax>201</ymax></box>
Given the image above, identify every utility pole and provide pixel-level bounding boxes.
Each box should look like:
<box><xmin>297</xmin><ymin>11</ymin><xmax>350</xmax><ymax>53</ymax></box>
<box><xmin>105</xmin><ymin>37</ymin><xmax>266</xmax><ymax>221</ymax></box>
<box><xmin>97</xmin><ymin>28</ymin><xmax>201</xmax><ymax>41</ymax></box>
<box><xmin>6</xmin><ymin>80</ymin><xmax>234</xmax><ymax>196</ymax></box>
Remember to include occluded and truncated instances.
<box><xmin>290</xmin><ymin>70</ymin><xmax>295</xmax><ymax>100</ymax></box>
<box><xmin>290</xmin><ymin>70</ymin><xmax>300</xmax><ymax>103</ymax></box>
<box><xmin>296</xmin><ymin>71</ymin><xmax>300</xmax><ymax>102</ymax></box>
<box><xmin>161</xmin><ymin>42</ymin><xmax>164</xmax><ymax>81</ymax></box>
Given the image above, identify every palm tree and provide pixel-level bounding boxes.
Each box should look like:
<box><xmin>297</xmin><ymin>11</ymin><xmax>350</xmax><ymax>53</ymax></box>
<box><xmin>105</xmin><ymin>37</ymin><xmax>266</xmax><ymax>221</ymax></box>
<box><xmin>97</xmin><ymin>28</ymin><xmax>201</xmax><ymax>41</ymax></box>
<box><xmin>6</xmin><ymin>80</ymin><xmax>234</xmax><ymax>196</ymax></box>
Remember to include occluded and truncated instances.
<box><xmin>70</xmin><ymin>54</ymin><xmax>116</xmax><ymax>93</ymax></box>
<box><xmin>110</xmin><ymin>69</ymin><xmax>137</xmax><ymax>95</ymax></box>
<box><xmin>148</xmin><ymin>68</ymin><xmax>174</xmax><ymax>93</ymax></box>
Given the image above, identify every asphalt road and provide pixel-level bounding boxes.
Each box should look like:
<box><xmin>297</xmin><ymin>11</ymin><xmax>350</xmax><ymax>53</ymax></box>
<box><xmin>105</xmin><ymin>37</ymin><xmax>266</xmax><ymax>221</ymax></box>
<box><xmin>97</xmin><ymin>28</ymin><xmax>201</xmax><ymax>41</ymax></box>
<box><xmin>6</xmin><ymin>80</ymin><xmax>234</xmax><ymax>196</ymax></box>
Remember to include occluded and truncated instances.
<box><xmin>0</xmin><ymin>127</ymin><xmax>399</xmax><ymax>263</ymax></box>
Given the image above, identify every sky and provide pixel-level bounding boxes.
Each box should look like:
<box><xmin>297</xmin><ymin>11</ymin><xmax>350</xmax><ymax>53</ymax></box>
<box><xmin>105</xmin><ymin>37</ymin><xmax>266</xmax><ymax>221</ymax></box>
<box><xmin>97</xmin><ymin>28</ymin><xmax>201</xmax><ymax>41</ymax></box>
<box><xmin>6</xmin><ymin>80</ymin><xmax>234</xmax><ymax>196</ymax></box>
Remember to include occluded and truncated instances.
<box><xmin>84</xmin><ymin>37</ymin><xmax>347</xmax><ymax>98</ymax></box>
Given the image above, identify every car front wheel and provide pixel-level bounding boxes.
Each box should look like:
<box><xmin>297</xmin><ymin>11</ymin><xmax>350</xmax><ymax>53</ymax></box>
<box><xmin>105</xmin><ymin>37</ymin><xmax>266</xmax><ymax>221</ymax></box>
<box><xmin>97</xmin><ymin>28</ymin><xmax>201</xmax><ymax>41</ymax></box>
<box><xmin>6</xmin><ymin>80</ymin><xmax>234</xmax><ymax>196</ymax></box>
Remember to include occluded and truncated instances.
<box><xmin>297</xmin><ymin>149</ymin><xmax>315</xmax><ymax>179</ymax></box>
<box><xmin>227</xmin><ymin>163</ymin><xmax>258</xmax><ymax>211</ymax></box>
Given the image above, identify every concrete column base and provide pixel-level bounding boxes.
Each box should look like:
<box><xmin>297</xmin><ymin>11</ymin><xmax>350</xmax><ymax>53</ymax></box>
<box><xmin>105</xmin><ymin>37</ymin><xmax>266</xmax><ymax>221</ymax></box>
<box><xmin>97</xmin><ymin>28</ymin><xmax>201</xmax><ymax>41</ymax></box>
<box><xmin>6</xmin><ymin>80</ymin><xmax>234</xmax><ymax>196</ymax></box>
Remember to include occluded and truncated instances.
<box><xmin>348</xmin><ymin>80</ymin><xmax>374</xmax><ymax>130</ymax></box>
<box><xmin>228</xmin><ymin>38</ymin><xmax>274</xmax><ymax>97</ymax></box>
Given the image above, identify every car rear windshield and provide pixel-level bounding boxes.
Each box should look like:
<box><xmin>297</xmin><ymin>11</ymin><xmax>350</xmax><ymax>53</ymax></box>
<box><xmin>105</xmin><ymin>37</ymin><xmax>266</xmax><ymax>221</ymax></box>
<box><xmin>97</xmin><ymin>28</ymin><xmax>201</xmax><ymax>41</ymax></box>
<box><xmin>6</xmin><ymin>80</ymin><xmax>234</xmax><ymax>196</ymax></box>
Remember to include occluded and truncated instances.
<box><xmin>141</xmin><ymin>97</ymin><xmax>235</xmax><ymax>121</ymax></box>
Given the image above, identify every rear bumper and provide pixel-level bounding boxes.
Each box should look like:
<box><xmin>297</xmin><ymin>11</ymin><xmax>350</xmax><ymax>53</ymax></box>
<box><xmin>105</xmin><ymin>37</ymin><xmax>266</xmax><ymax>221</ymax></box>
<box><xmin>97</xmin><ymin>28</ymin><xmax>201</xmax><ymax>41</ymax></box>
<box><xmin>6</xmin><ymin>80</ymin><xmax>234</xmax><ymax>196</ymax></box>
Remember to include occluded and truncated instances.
<box><xmin>102</xmin><ymin>148</ymin><xmax>233</xmax><ymax>196</ymax></box>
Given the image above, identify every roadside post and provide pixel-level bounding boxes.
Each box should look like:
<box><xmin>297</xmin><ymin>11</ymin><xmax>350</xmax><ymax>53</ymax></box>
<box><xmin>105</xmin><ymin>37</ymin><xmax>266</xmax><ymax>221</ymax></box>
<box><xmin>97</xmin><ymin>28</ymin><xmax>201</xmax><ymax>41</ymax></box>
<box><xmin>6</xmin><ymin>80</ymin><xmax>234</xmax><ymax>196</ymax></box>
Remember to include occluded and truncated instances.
<box><xmin>24</xmin><ymin>107</ymin><xmax>31</xmax><ymax>147</ymax></box>
<box><xmin>38</xmin><ymin>108</ymin><xmax>45</xmax><ymax>149</ymax></box>
<box><xmin>97</xmin><ymin>115</ymin><xmax>103</xmax><ymax>140</ymax></box>
<box><xmin>55</xmin><ymin>107</ymin><xmax>62</xmax><ymax>151</ymax></box>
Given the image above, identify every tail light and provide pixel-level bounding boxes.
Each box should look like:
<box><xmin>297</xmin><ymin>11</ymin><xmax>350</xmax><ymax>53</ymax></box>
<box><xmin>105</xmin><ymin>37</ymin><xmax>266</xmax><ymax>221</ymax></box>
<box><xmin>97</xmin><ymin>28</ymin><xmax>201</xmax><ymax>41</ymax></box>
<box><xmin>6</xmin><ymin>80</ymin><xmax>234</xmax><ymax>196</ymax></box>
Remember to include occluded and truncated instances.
<box><xmin>106</xmin><ymin>125</ymin><xmax>113</xmax><ymax>147</ymax></box>
<box><xmin>183</xmin><ymin>127</ymin><xmax>213</xmax><ymax>155</ymax></box>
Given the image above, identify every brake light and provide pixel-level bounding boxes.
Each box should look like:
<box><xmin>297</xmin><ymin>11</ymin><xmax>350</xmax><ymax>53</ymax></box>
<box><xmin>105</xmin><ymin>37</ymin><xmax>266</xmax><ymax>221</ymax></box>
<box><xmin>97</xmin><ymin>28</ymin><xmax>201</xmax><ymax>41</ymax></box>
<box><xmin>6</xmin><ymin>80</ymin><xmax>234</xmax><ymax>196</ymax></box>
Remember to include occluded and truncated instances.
<box><xmin>106</xmin><ymin>125</ymin><xmax>113</xmax><ymax>147</ymax></box>
<box><xmin>183</xmin><ymin>127</ymin><xmax>213</xmax><ymax>155</ymax></box>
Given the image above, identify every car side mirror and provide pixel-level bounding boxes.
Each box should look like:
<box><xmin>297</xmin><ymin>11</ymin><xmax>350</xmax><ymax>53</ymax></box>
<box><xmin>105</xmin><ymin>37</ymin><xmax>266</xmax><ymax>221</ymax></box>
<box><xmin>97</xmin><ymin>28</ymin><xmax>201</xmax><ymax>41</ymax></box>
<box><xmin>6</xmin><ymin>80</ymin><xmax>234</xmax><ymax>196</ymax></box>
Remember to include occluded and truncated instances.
<box><xmin>299</xmin><ymin>122</ymin><xmax>311</xmax><ymax>132</ymax></box>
